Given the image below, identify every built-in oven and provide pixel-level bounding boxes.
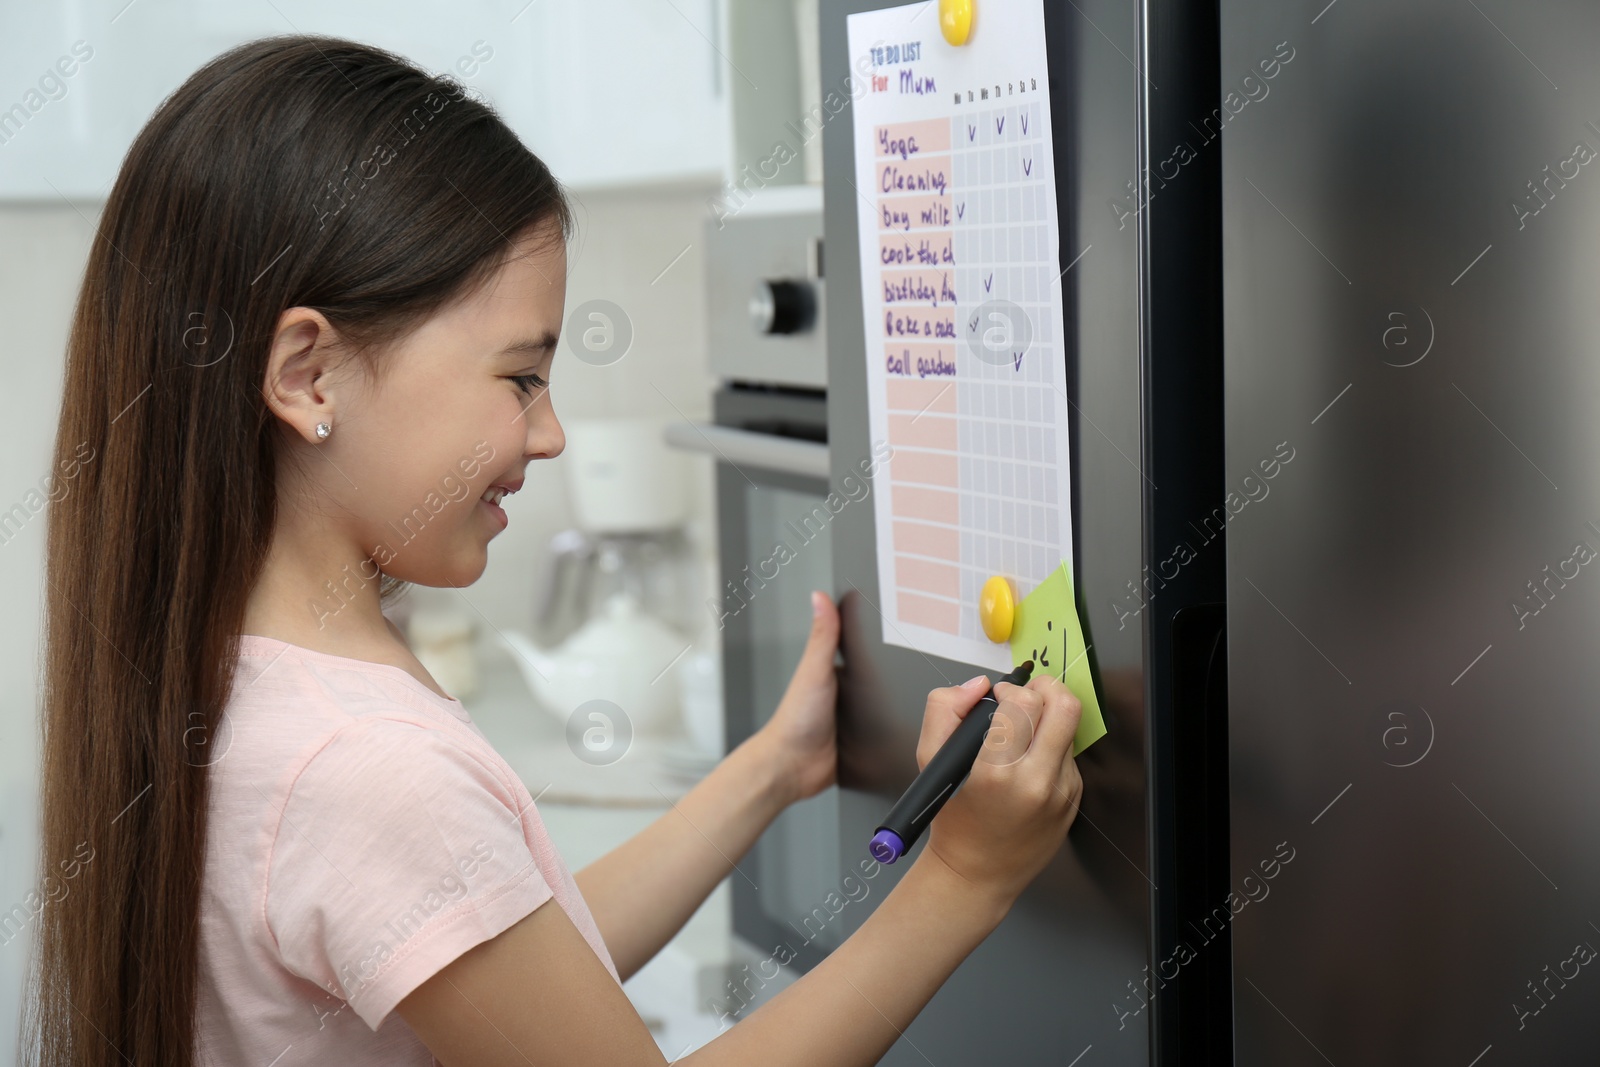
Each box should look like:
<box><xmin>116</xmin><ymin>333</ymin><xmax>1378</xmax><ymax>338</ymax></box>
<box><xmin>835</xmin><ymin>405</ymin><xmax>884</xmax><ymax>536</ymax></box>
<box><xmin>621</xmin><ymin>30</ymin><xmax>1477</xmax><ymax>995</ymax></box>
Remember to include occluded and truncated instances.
<box><xmin>663</xmin><ymin>187</ymin><xmax>844</xmax><ymax>998</ymax></box>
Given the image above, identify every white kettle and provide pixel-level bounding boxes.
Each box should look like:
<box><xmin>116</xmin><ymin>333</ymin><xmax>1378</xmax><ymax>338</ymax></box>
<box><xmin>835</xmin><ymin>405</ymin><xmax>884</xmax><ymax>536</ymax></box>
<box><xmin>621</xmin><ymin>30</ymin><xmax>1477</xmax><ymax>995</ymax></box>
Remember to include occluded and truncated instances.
<box><xmin>500</xmin><ymin>592</ymin><xmax>685</xmax><ymax>736</ymax></box>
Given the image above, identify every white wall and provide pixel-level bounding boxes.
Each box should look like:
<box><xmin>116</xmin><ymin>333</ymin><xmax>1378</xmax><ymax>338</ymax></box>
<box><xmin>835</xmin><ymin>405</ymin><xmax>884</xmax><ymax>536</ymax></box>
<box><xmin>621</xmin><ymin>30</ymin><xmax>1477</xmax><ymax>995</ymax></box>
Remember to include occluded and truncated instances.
<box><xmin>0</xmin><ymin>201</ymin><xmax>91</xmax><ymax>1059</ymax></box>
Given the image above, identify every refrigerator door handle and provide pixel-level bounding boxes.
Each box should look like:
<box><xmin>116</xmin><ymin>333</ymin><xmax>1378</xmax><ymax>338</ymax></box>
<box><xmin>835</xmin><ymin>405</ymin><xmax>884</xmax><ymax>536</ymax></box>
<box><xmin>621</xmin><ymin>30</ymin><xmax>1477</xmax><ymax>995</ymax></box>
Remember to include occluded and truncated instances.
<box><xmin>662</xmin><ymin>421</ymin><xmax>831</xmax><ymax>480</ymax></box>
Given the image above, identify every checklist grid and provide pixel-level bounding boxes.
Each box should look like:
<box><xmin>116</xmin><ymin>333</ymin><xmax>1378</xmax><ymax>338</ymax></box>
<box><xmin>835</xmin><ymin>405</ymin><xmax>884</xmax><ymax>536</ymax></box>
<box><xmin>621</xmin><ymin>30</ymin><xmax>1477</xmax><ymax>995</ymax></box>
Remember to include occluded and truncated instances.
<box><xmin>875</xmin><ymin>90</ymin><xmax>1070</xmax><ymax>645</ymax></box>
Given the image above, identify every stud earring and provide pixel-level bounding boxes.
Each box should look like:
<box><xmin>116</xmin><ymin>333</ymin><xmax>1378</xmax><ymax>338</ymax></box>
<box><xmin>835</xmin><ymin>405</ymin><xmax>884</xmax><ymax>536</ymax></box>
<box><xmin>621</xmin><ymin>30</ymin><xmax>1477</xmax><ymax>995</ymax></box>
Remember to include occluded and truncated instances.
<box><xmin>314</xmin><ymin>421</ymin><xmax>332</xmax><ymax>440</ymax></box>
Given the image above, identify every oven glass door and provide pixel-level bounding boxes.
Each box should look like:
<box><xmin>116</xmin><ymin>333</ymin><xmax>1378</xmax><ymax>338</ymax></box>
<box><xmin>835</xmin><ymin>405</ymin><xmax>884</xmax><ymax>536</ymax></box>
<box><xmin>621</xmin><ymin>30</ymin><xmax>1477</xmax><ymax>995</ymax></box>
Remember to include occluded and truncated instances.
<box><xmin>705</xmin><ymin>387</ymin><xmax>845</xmax><ymax>974</ymax></box>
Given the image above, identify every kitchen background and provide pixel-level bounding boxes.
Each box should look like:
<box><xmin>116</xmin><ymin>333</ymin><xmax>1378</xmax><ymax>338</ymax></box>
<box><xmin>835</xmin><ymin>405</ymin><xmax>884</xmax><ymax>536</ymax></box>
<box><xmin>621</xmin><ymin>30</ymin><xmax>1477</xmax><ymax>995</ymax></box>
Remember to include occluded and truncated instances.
<box><xmin>0</xmin><ymin>0</ymin><xmax>827</xmax><ymax>1056</ymax></box>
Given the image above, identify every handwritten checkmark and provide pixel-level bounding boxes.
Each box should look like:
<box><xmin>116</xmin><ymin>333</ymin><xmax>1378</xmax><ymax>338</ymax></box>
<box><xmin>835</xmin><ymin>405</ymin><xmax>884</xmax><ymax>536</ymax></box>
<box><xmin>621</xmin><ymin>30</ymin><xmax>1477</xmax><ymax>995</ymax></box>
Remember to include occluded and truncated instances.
<box><xmin>984</xmin><ymin>272</ymin><xmax>993</xmax><ymax>292</ymax></box>
<box><xmin>996</xmin><ymin>116</ymin><xmax>1005</xmax><ymax>135</ymax></box>
<box><xmin>956</xmin><ymin>202</ymin><xmax>965</xmax><ymax>219</ymax></box>
<box><xmin>967</xmin><ymin>124</ymin><xmax>976</xmax><ymax>143</ymax></box>
<box><xmin>969</xmin><ymin>313</ymin><xmax>981</xmax><ymax>333</ymax></box>
<box><xmin>1023</xmin><ymin>156</ymin><xmax>1032</xmax><ymax>176</ymax></box>
<box><xmin>1013</xmin><ymin>351</ymin><xmax>1025</xmax><ymax>371</ymax></box>
<box><xmin>1022</xmin><ymin>114</ymin><xmax>1029</xmax><ymax>135</ymax></box>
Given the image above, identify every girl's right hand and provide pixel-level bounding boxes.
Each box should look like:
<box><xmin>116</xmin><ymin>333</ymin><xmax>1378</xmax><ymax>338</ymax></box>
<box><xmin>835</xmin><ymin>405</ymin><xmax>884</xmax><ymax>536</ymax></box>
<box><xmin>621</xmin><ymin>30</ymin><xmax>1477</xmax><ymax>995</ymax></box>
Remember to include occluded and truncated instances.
<box><xmin>913</xmin><ymin>671</ymin><xmax>1084</xmax><ymax>910</ymax></box>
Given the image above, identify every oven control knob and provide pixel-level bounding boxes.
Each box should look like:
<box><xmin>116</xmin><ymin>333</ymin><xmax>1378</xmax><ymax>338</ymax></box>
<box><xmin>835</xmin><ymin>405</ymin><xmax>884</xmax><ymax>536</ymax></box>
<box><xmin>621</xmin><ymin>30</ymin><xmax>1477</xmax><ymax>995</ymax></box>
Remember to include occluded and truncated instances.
<box><xmin>749</xmin><ymin>279</ymin><xmax>816</xmax><ymax>335</ymax></box>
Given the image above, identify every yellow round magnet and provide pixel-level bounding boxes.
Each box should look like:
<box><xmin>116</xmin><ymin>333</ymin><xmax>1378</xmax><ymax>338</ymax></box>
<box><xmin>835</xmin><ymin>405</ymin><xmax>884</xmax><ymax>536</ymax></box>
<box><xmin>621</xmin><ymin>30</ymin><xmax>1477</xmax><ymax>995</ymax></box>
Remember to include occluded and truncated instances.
<box><xmin>939</xmin><ymin>0</ymin><xmax>974</xmax><ymax>46</ymax></box>
<box><xmin>979</xmin><ymin>574</ymin><xmax>1015</xmax><ymax>643</ymax></box>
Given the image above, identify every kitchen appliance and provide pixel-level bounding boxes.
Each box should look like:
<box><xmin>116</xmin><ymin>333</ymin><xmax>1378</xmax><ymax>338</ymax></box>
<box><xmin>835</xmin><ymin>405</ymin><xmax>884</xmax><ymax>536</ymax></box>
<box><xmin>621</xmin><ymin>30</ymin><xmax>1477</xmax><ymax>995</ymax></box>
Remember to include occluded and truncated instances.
<box><xmin>664</xmin><ymin>184</ymin><xmax>854</xmax><ymax>969</ymax></box>
<box><xmin>807</xmin><ymin>0</ymin><xmax>1600</xmax><ymax>1064</ymax></box>
<box><xmin>504</xmin><ymin>417</ymin><xmax>701</xmax><ymax>735</ymax></box>
<box><xmin>530</xmin><ymin>417</ymin><xmax>702</xmax><ymax>648</ymax></box>
<box><xmin>811</xmin><ymin>1</ymin><xmax>1224</xmax><ymax>1064</ymax></box>
<box><xmin>1222</xmin><ymin>2</ymin><xmax>1600</xmax><ymax>1063</ymax></box>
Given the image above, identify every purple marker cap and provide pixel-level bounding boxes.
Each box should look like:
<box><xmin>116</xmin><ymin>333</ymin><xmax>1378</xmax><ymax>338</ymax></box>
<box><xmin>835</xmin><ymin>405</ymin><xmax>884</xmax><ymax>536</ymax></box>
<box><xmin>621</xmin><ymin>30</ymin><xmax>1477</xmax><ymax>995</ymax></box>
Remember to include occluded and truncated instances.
<box><xmin>869</xmin><ymin>829</ymin><xmax>907</xmax><ymax>864</ymax></box>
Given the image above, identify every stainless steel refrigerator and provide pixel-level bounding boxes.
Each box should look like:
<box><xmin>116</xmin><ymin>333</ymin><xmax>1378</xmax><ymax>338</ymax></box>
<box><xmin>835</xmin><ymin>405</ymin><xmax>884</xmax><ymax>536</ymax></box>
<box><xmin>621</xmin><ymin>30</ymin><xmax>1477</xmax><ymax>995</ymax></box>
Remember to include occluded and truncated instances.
<box><xmin>788</xmin><ymin>0</ymin><xmax>1600</xmax><ymax>1063</ymax></box>
<box><xmin>1222</xmin><ymin>0</ymin><xmax>1600</xmax><ymax>1063</ymax></box>
<box><xmin>812</xmin><ymin>0</ymin><xmax>1224</xmax><ymax>1064</ymax></box>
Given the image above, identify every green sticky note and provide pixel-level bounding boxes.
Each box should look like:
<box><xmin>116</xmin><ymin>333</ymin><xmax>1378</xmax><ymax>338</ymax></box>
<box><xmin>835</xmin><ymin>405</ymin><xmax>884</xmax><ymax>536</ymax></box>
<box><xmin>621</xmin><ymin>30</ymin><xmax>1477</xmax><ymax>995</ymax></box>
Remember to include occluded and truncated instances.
<box><xmin>1008</xmin><ymin>560</ymin><xmax>1107</xmax><ymax>755</ymax></box>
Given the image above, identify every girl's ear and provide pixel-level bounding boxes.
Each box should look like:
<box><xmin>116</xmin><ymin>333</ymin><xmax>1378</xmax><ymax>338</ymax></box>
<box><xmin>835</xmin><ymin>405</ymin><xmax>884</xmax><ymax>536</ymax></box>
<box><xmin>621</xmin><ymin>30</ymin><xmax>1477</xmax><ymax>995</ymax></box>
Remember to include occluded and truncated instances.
<box><xmin>264</xmin><ymin>307</ymin><xmax>344</xmax><ymax>443</ymax></box>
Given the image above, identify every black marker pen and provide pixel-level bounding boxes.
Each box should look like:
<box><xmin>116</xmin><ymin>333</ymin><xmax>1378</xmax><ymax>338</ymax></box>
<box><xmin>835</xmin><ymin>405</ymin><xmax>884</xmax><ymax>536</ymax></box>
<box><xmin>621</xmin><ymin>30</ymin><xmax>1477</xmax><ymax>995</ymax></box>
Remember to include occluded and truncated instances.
<box><xmin>868</xmin><ymin>659</ymin><xmax>1035</xmax><ymax>863</ymax></box>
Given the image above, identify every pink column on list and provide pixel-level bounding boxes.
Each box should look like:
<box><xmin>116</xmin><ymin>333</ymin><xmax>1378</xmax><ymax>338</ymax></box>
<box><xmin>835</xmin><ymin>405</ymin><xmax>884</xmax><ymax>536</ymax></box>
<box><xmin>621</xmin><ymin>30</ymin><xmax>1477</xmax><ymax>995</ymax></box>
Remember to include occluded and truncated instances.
<box><xmin>876</xmin><ymin>117</ymin><xmax>962</xmax><ymax>636</ymax></box>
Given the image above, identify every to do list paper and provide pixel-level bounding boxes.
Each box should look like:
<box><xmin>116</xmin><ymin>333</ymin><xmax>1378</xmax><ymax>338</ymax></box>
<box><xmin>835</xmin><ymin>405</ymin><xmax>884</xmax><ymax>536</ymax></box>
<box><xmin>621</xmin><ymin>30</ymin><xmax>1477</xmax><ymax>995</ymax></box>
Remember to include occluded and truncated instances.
<box><xmin>847</xmin><ymin>0</ymin><xmax>1092</xmax><ymax>693</ymax></box>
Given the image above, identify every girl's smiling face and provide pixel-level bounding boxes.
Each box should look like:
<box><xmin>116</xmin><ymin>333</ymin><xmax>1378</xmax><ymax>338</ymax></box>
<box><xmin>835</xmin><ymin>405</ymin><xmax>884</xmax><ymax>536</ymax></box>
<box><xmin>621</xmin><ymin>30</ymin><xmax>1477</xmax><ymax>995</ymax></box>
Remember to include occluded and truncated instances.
<box><xmin>260</xmin><ymin>217</ymin><xmax>568</xmax><ymax>614</ymax></box>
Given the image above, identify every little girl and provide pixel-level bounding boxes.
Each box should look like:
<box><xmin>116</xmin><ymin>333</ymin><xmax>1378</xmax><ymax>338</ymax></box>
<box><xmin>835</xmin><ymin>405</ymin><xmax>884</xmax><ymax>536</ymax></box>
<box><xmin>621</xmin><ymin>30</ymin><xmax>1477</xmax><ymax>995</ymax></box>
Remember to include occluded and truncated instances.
<box><xmin>26</xmin><ymin>34</ymin><xmax>1085</xmax><ymax>1067</ymax></box>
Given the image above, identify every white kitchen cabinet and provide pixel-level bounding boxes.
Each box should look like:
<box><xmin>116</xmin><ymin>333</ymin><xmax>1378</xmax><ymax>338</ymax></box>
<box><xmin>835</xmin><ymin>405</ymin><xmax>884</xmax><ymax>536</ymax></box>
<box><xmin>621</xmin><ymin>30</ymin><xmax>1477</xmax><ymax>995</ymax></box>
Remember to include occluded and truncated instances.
<box><xmin>0</xmin><ymin>0</ymin><xmax>802</xmax><ymax>200</ymax></box>
<box><xmin>517</xmin><ymin>0</ymin><xmax>730</xmax><ymax>189</ymax></box>
<box><xmin>0</xmin><ymin>0</ymin><xmax>522</xmax><ymax>200</ymax></box>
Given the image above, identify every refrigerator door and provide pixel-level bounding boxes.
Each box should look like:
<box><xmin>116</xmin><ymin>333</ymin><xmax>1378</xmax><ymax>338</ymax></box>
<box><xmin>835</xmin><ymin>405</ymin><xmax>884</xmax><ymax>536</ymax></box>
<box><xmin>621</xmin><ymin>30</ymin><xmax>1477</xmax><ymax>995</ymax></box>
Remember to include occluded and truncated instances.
<box><xmin>1223</xmin><ymin>1</ymin><xmax>1600</xmax><ymax>1062</ymax></box>
<box><xmin>820</xmin><ymin>1</ymin><xmax>1155</xmax><ymax>1062</ymax></box>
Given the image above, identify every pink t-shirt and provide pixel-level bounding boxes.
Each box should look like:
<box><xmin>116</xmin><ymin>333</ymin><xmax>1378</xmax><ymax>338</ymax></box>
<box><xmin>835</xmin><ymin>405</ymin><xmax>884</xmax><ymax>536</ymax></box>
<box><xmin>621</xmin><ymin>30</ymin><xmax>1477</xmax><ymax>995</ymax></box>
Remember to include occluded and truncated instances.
<box><xmin>194</xmin><ymin>634</ymin><xmax>620</xmax><ymax>1065</ymax></box>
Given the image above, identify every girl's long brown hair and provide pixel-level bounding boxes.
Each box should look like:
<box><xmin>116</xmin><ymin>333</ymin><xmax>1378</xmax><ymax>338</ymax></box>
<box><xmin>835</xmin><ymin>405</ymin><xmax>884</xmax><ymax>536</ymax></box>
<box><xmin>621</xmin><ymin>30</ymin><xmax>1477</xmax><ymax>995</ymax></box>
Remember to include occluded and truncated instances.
<box><xmin>24</xmin><ymin>34</ymin><xmax>573</xmax><ymax>1065</ymax></box>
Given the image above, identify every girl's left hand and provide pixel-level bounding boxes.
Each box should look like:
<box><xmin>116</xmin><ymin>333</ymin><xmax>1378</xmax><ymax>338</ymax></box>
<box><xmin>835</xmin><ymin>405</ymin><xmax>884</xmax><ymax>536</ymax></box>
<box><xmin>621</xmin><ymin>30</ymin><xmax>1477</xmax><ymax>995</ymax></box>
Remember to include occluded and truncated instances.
<box><xmin>755</xmin><ymin>590</ymin><xmax>842</xmax><ymax>804</ymax></box>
